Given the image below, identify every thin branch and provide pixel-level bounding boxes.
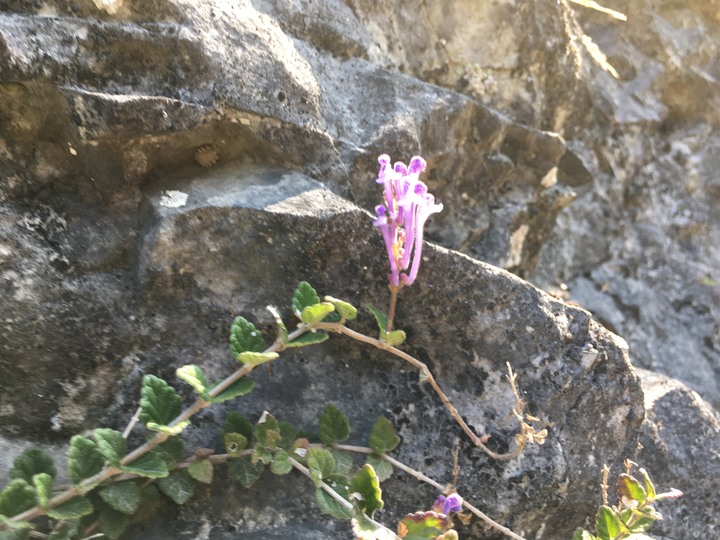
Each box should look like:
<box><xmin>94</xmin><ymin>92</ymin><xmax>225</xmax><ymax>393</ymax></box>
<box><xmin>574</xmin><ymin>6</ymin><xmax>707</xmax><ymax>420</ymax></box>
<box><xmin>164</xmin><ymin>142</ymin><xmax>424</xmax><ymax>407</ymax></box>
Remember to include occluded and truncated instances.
<box><xmin>314</xmin><ymin>322</ymin><xmax>527</xmax><ymax>460</ymax></box>
<box><xmin>122</xmin><ymin>406</ymin><xmax>142</xmax><ymax>438</ymax></box>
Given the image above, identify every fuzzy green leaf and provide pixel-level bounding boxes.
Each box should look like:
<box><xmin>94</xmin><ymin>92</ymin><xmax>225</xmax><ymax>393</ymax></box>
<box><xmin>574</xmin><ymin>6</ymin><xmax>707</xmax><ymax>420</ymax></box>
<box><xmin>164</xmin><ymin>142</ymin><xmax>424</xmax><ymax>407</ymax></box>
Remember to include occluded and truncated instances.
<box><xmin>154</xmin><ymin>437</ymin><xmax>185</xmax><ymax>469</ymax></box>
<box><xmin>146</xmin><ymin>419</ymin><xmax>190</xmax><ymax>435</ymax></box>
<box><xmin>224</xmin><ymin>433</ymin><xmax>249</xmax><ymax>457</ymax></box>
<box><xmin>365</xmin><ymin>454</ymin><xmax>393</xmax><ymax>482</ymax></box>
<box><xmin>0</xmin><ymin>514</ymin><xmax>32</xmax><ymax>538</ymax></box>
<box><xmin>301</xmin><ymin>302</ymin><xmax>336</xmax><ymax>325</ymax></box>
<box><xmin>617</xmin><ymin>473</ymin><xmax>647</xmax><ymax>505</ymax></box>
<box><xmin>329</xmin><ymin>449</ymin><xmax>353</xmax><ymax>476</ymax></box>
<box><xmin>255</xmin><ymin>413</ymin><xmax>281</xmax><ymax>448</ymax></box>
<box><xmin>223</xmin><ymin>412</ymin><xmax>254</xmax><ymax>442</ymax></box>
<box><xmin>209</xmin><ymin>378</ymin><xmax>255</xmax><ymax>403</ymax></box>
<box><xmin>350</xmin><ymin>464</ymin><xmax>383</xmax><ymax>517</ymax></box>
<box><xmin>68</xmin><ymin>435</ymin><xmax>104</xmax><ymax>485</ymax></box>
<box><xmin>47</xmin><ymin>496</ymin><xmax>93</xmax><ymax>520</ymax></box>
<box><xmin>230</xmin><ymin>316</ymin><xmax>266</xmax><ymax>358</ymax></box>
<box><xmin>595</xmin><ymin>505</ymin><xmax>622</xmax><ymax>540</ymax></box>
<box><xmin>99</xmin><ymin>481</ymin><xmax>141</xmax><ymax>515</ymax></box>
<box><xmin>139</xmin><ymin>375</ymin><xmax>183</xmax><ymax>428</ymax></box>
<box><xmin>571</xmin><ymin>529</ymin><xmax>598</xmax><ymax>540</ymax></box>
<box><xmin>316</xmin><ymin>488</ymin><xmax>352</xmax><ymax>519</ymax></box>
<box><xmin>158</xmin><ymin>470</ymin><xmax>195</xmax><ymax>505</ymax></box>
<box><xmin>228</xmin><ymin>456</ymin><xmax>265</xmax><ymax>488</ymax></box>
<box><xmin>397</xmin><ymin>511</ymin><xmax>448</xmax><ymax>539</ymax></box>
<box><xmin>32</xmin><ymin>473</ymin><xmax>53</xmax><ymax>510</ymax></box>
<box><xmin>369</xmin><ymin>416</ymin><xmax>401</xmax><ymax>454</ymax></box>
<box><xmin>638</xmin><ymin>467</ymin><xmax>656</xmax><ymax>501</ymax></box>
<box><xmin>270</xmin><ymin>450</ymin><xmax>293</xmax><ymax>475</ymax></box>
<box><xmin>324</xmin><ymin>296</ymin><xmax>357</xmax><ymax>320</ymax></box>
<box><xmin>285</xmin><ymin>332</ymin><xmax>330</xmax><ymax>348</ymax></box>
<box><xmin>383</xmin><ymin>329</ymin><xmax>406</xmax><ymax>346</ymax></box>
<box><xmin>120</xmin><ymin>452</ymin><xmax>169</xmax><ymax>479</ymax></box>
<box><xmin>176</xmin><ymin>364</ymin><xmax>208</xmax><ymax>395</ymax></box>
<box><xmin>99</xmin><ymin>506</ymin><xmax>129</xmax><ymax>540</ymax></box>
<box><xmin>188</xmin><ymin>459</ymin><xmax>214</xmax><ymax>484</ymax></box>
<box><xmin>236</xmin><ymin>351</ymin><xmax>279</xmax><ymax>367</ymax></box>
<box><xmin>10</xmin><ymin>449</ymin><xmax>57</xmax><ymax>484</ymax></box>
<box><xmin>366</xmin><ymin>304</ymin><xmax>389</xmax><ymax>335</ymax></box>
<box><xmin>252</xmin><ymin>445</ymin><xmax>274</xmax><ymax>466</ymax></box>
<box><xmin>307</xmin><ymin>448</ymin><xmax>336</xmax><ymax>488</ymax></box>
<box><xmin>47</xmin><ymin>518</ymin><xmax>79</xmax><ymax>540</ymax></box>
<box><xmin>0</xmin><ymin>480</ymin><xmax>36</xmax><ymax>517</ymax></box>
<box><xmin>292</xmin><ymin>281</ymin><xmax>321</xmax><ymax>318</ymax></box>
<box><xmin>319</xmin><ymin>404</ymin><xmax>350</xmax><ymax>446</ymax></box>
<box><xmin>94</xmin><ymin>429</ymin><xmax>127</xmax><ymax>467</ymax></box>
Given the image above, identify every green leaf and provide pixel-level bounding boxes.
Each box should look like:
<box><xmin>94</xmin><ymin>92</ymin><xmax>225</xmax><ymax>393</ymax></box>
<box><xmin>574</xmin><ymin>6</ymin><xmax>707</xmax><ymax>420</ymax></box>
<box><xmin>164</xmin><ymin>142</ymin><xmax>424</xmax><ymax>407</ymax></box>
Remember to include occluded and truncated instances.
<box><xmin>595</xmin><ymin>505</ymin><xmax>622</xmax><ymax>540</ymax></box>
<box><xmin>324</xmin><ymin>296</ymin><xmax>358</xmax><ymax>320</ymax></box>
<box><xmin>0</xmin><ymin>515</ymin><xmax>32</xmax><ymax>539</ymax></box>
<box><xmin>47</xmin><ymin>518</ymin><xmax>79</xmax><ymax>540</ymax></box>
<box><xmin>228</xmin><ymin>456</ymin><xmax>265</xmax><ymax>488</ymax></box>
<box><xmin>301</xmin><ymin>302</ymin><xmax>335</xmax><ymax>325</ymax></box>
<box><xmin>383</xmin><ymin>329</ymin><xmax>406</xmax><ymax>346</ymax></box>
<box><xmin>176</xmin><ymin>364</ymin><xmax>208</xmax><ymax>395</ymax></box>
<box><xmin>270</xmin><ymin>450</ymin><xmax>293</xmax><ymax>475</ymax></box>
<box><xmin>157</xmin><ymin>470</ymin><xmax>195</xmax><ymax>505</ymax></box>
<box><xmin>0</xmin><ymin>479</ymin><xmax>36</xmax><ymax>516</ymax></box>
<box><xmin>571</xmin><ymin>529</ymin><xmax>598</xmax><ymax>540</ymax></box>
<box><xmin>209</xmin><ymin>378</ymin><xmax>255</xmax><ymax>403</ymax></box>
<box><xmin>223</xmin><ymin>412</ymin><xmax>254</xmax><ymax>442</ymax></box>
<box><xmin>94</xmin><ymin>429</ymin><xmax>127</xmax><ymax>467</ymax></box>
<box><xmin>139</xmin><ymin>375</ymin><xmax>183</xmax><ymax>428</ymax></box>
<box><xmin>146</xmin><ymin>419</ymin><xmax>190</xmax><ymax>435</ymax></box>
<box><xmin>319</xmin><ymin>404</ymin><xmax>350</xmax><ymax>446</ymax></box>
<box><xmin>188</xmin><ymin>459</ymin><xmax>214</xmax><ymax>484</ymax></box>
<box><xmin>252</xmin><ymin>445</ymin><xmax>274</xmax><ymax>466</ymax></box>
<box><xmin>292</xmin><ymin>281</ymin><xmax>321</xmax><ymax>318</ymax></box>
<box><xmin>32</xmin><ymin>473</ymin><xmax>53</xmax><ymax>510</ymax></box>
<box><xmin>255</xmin><ymin>413</ymin><xmax>281</xmax><ymax>448</ymax></box>
<box><xmin>120</xmin><ymin>452</ymin><xmax>169</xmax><ymax>479</ymax></box>
<box><xmin>329</xmin><ymin>449</ymin><xmax>353</xmax><ymax>476</ymax></box>
<box><xmin>397</xmin><ymin>511</ymin><xmax>449</xmax><ymax>540</ymax></box>
<box><xmin>316</xmin><ymin>488</ymin><xmax>352</xmax><ymax>519</ymax></box>
<box><xmin>99</xmin><ymin>481</ymin><xmax>140</xmax><ymax>515</ymax></box>
<box><xmin>307</xmin><ymin>448</ymin><xmax>336</xmax><ymax>488</ymax></box>
<box><xmin>278</xmin><ymin>421</ymin><xmax>297</xmax><ymax>451</ymax></box>
<box><xmin>154</xmin><ymin>436</ymin><xmax>185</xmax><ymax>469</ymax></box>
<box><xmin>628</xmin><ymin>515</ymin><xmax>656</xmax><ymax>533</ymax></box>
<box><xmin>369</xmin><ymin>416</ymin><xmax>401</xmax><ymax>454</ymax></box>
<box><xmin>366</xmin><ymin>304</ymin><xmax>389</xmax><ymax>334</ymax></box>
<box><xmin>10</xmin><ymin>449</ymin><xmax>57</xmax><ymax>483</ymax></box>
<box><xmin>285</xmin><ymin>332</ymin><xmax>329</xmax><ymax>348</ymax></box>
<box><xmin>365</xmin><ymin>454</ymin><xmax>393</xmax><ymax>482</ymax></box>
<box><xmin>617</xmin><ymin>473</ymin><xmax>647</xmax><ymax>505</ymax></box>
<box><xmin>236</xmin><ymin>351</ymin><xmax>279</xmax><ymax>367</ymax></box>
<box><xmin>230</xmin><ymin>316</ymin><xmax>266</xmax><ymax>358</ymax></box>
<box><xmin>67</xmin><ymin>435</ymin><xmax>104</xmax><ymax>484</ymax></box>
<box><xmin>638</xmin><ymin>467</ymin><xmax>656</xmax><ymax>501</ymax></box>
<box><xmin>47</xmin><ymin>496</ymin><xmax>93</xmax><ymax>520</ymax></box>
<box><xmin>224</xmin><ymin>433</ymin><xmax>249</xmax><ymax>457</ymax></box>
<box><xmin>99</xmin><ymin>506</ymin><xmax>129</xmax><ymax>540</ymax></box>
<box><xmin>350</xmin><ymin>464</ymin><xmax>383</xmax><ymax>517</ymax></box>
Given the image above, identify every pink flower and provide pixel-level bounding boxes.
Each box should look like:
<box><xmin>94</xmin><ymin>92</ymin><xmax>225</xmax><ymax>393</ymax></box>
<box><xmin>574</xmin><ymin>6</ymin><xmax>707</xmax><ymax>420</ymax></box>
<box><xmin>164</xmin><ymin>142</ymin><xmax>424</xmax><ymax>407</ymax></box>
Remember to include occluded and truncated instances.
<box><xmin>373</xmin><ymin>154</ymin><xmax>442</xmax><ymax>286</ymax></box>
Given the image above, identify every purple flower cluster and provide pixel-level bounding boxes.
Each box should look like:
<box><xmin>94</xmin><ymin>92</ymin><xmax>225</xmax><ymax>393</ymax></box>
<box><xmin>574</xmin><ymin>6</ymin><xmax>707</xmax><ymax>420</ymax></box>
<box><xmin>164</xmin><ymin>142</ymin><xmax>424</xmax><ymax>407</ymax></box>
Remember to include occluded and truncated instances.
<box><xmin>372</xmin><ymin>154</ymin><xmax>443</xmax><ymax>287</ymax></box>
<box><xmin>432</xmin><ymin>493</ymin><xmax>463</xmax><ymax>515</ymax></box>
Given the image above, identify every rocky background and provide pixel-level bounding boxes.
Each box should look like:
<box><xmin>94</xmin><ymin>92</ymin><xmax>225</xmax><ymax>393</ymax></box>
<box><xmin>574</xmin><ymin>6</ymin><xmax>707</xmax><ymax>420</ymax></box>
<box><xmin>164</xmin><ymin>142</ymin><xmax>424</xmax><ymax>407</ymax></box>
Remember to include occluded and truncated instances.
<box><xmin>1</xmin><ymin>0</ymin><xmax>719</xmax><ymax>539</ymax></box>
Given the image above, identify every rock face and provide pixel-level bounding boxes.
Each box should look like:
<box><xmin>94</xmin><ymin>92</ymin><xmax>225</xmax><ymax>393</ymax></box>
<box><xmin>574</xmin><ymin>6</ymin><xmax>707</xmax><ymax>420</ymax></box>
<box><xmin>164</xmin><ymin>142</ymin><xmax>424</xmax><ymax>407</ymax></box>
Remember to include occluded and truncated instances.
<box><xmin>1</xmin><ymin>0</ymin><xmax>718</xmax><ymax>539</ymax></box>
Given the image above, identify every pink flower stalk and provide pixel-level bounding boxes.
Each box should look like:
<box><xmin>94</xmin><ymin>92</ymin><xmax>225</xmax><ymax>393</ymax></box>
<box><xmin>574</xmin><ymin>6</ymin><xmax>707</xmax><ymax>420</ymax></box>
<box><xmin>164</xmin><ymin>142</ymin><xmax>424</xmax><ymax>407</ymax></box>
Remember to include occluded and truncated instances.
<box><xmin>373</xmin><ymin>154</ymin><xmax>443</xmax><ymax>287</ymax></box>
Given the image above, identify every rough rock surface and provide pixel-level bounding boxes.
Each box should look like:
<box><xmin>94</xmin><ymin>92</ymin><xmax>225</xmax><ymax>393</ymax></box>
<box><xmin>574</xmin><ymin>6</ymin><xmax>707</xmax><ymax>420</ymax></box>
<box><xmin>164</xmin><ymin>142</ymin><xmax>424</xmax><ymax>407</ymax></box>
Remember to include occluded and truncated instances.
<box><xmin>1</xmin><ymin>0</ymin><xmax>719</xmax><ymax>539</ymax></box>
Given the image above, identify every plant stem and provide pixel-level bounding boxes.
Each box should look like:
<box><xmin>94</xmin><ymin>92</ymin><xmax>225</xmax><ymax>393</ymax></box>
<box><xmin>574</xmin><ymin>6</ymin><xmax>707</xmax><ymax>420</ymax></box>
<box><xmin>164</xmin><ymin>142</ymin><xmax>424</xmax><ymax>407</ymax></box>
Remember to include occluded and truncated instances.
<box><xmin>314</xmin><ymin>322</ymin><xmax>525</xmax><ymax>460</ymax></box>
<box><xmin>386</xmin><ymin>284</ymin><xmax>401</xmax><ymax>331</ymax></box>
<box><xmin>333</xmin><ymin>444</ymin><xmax>527</xmax><ymax>540</ymax></box>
